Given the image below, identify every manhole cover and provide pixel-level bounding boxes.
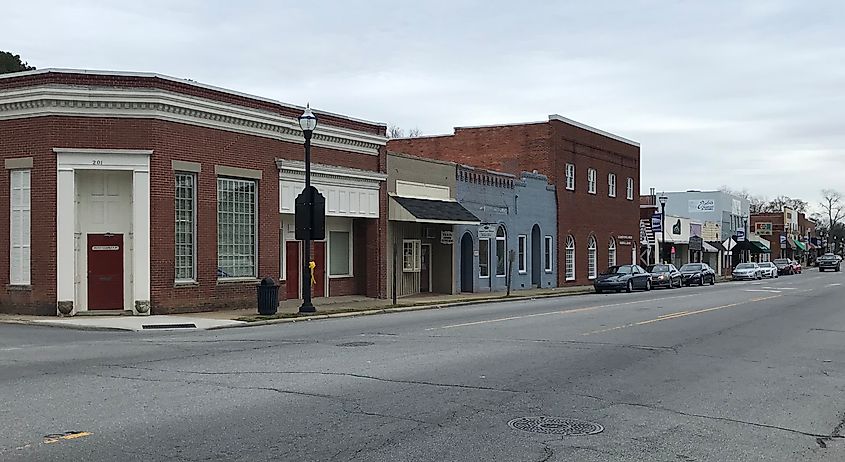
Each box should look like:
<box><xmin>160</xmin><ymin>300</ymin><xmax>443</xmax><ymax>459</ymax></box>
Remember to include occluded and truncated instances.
<box><xmin>508</xmin><ymin>416</ymin><xmax>604</xmax><ymax>436</ymax></box>
<box><xmin>336</xmin><ymin>341</ymin><xmax>375</xmax><ymax>347</ymax></box>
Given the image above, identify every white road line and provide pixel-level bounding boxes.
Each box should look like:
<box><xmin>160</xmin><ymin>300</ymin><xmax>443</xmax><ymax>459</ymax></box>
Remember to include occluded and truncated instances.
<box><xmin>828</xmin><ymin>283</ymin><xmax>842</xmax><ymax>287</ymax></box>
<box><xmin>763</xmin><ymin>287</ymin><xmax>797</xmax><ymax>290</ymax></box>
<box><xmin>744</xmin><ymin>289</ymin><xmax>782</xmax><ymax>293</ymax></box>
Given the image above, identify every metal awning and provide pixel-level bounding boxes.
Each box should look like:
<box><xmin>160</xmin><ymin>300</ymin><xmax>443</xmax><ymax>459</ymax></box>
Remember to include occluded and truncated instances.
<box><xmin>750</xmin><ymin>241</ymin><xmax>771</xmax><ymax>253</ymax></box>
<box><xmin>702</xmin><ymin>241</ymin><xmax>720</xmax><ymax>253</ymax></box>
<box><xmin>707</xmin><ymin>241</ymin><xmax>727</xmax><ymax>252</ymax></box>
<box><xmin>389</xmin><ymin>196</ymin><xmax>481</xmax><ymax>224</ymax></box>
<box><xmin>793</xmin><ymin>239</ymin><xmax>808</xmax><ymax>251</ymax></box>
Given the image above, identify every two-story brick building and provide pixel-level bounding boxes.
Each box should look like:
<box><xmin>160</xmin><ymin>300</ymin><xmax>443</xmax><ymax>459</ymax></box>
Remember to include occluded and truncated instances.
<box><xmin>388</xmin><ymin>115</ymin><xmax>640</xmax><ymax>286</ymax></box>
<box><xmin>0</xmin><ymin>69</ymin><xmax>388</xmax><ymax>316</ymax></box>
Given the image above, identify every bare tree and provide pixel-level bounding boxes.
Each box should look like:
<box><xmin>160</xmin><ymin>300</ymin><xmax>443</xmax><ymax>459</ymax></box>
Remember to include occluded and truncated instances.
<box><xmin>407</xmin><ymin>127</ymin><xmax>422</xmax><ymax>138</ymax></box>
<box><xmin>820</xmin><ymin>189</ymin><xmax>844</xmax><ymax>231</ymax></box>
<box><xmin>387</xmin><ymin>125</ymin><xmax>404</xmax><ymax>139</ymax></box>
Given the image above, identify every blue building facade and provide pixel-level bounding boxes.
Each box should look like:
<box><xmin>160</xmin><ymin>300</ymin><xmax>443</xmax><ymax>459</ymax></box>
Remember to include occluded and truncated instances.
<box><xmin>453</xmin><ymin>166</ymin><xmax>557</xmax><ymax>293</ymax></box>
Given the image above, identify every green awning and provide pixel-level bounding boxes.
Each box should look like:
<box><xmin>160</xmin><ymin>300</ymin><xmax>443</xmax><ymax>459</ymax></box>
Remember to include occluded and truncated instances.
<box><xmin>792</xmin><ymin>239</ymin><xmax>807</xmax><ymax>251</ymax></box>
<box><xmin>750</xmin><ymin>241</ymin><xmax>770</xmax><ymax>253</ymax></box>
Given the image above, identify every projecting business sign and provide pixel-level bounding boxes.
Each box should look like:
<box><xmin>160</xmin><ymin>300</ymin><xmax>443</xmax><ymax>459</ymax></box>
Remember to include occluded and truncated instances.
<box><xmin>651</xmin><ymin>213</ymin><xmax>662</xmax><ymax>234</ymax></box>
<box><xmin>755</xmin><ymin>222</ymin><xmax>773</xmax><ymax>235</ymax></box>
<box><xmin>688</xmin><ymin>199</ymin><xmax>716</xmax><ymax>213</ymax></box>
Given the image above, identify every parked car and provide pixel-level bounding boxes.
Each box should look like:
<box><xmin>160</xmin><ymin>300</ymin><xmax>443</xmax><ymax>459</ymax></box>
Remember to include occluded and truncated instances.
<box><xmin>818</xmin><ymin>254</ymin><xmax>841</xmax><ymax>272</ymax></box>
<box><xmin>647</xmin><ymin>264</ymin><xmax>682</xmax><ymax>289</ymax></box>
<box><xmin>679</xmin><ymin>263</ymin><xmax>716</xmax><ymax>286</ymax></box>
<box><xmin>732</xmin><ymin>262</ymin><xmax>762</xmax><ymax>280</ymax></box>
<box><xmin>757</xmin><ymin>261</ymin><xmax>779</xmax><ymax>278</ymax></box>
<box><xmin>594</xmin><ymin>265</ymin><xmax>652</xmax><ymax>293</ymax></box>
<box><xmin>790</xmin><ymin>259</ymin><xmax>803</xmax><ymax>274</ymax></box>
<box><xmin>773</xmin><ymin>258</ymin><xmax>795</xmax><ymax>275</ymax></box>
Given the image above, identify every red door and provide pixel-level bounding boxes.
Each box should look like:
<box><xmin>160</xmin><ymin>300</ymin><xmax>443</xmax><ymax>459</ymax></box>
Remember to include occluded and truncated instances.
<box><xmin>313</xmin><ymin>242</ymin><xmax>326</xmax><ymax>298</ymax></box>
<box><xmin>87</xmin><ymin>234</ymin><xmax>124</xmax><ymax>310</ymax></box>
<box><xmin>285</xmin><ymin>241</ymin><xmax>300</xmax><ymax>299</ymax></box>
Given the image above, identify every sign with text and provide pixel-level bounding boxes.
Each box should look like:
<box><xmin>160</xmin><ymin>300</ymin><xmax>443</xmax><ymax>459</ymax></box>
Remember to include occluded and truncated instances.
<box><xmin>689</xmin><ymin>199</ymin><xmax>715</xmax><ymax>213</ymax></box>
<box><xmin>755</xmin><ymin>222</ymin><xmax>773</xmax><ymax>235</ymax></box>
<box><xmin>780</xmin><ymin>234</ymin><xmax>787</xmax><ymax>245</ymax></box>
<box><xmin>736</xmin><ymin>229</ymin><xmax>746</xmax><ymax>241</ymax></box>
<box><xmin>689</xmin><ymin>236</ymin><xmax>703</xmax><ymax>252</ymax></box>
<box><xmin>651</xmin><ymin>213</ymin><xmax>662</xmax><ymax>234</ymax></box>
<box><xmin>440</xmin><ymin>230</ymin><xmax>454</xmax><ymax>245</ymax></box>
<box><xmin>478</xmin><ymin>224</ymin><xmax>496</xmax><ymax>240</ymax></box>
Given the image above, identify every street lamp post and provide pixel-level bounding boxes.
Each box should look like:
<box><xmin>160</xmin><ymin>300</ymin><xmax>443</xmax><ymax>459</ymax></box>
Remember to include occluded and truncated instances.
<box><xmin>658</xmin><ymin>195</ymin><xmax>668</xmax><ymax>264</ymax></box>
<box><xmin>742</xmin><ymin>214</ymin><xmax>749</xmax><ymax>263</ymax></box>
<box><xmin>298</xmin><ymin>105</ymin><xmax>318</xmax><ymax>313</ymax></box>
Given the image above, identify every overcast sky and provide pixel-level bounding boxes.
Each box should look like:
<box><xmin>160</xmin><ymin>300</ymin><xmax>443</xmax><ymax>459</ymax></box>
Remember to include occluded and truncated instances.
<box><xmin>4</xmin><ymin>0</ymin><xmax>843</xmax><ymax>209</ymax></box>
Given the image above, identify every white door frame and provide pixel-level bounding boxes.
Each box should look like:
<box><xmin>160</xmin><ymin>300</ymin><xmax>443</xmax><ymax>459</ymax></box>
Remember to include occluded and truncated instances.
<box><xmin>55</xmin><ymin>148</ymin><xmax>152</xmax><ymax>316</ymax></box>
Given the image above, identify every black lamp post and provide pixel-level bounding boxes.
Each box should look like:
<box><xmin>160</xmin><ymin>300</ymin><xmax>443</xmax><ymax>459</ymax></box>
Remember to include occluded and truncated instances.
<box><xmin>658</xmin><ymin>195</ymin><xmax>668</xmax><ymax>264</ymax></box>
<box><xmin>298</xmin><ymin>105</ymin><xmax>318</xmax><ymax>313</ymax></box>
<box><xmin>742</xmin><ymin>214</ymin><xmax>749</xmax><ymax>263</ymax></box>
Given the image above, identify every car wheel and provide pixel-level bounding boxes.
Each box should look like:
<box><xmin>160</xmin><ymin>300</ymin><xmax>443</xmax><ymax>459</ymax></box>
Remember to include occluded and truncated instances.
<box><xmin>626</xmin><ymin>280</ymin><xmax>633</xmax><ymax>293</ymax></box>
<box><xmin>710</xmin><ymin>276</ymin><xmax>715</xmax><ymax>285</ymax></box>
<box><xmin>699</xmin><ymin>277</ymin><xmax>704</xmax><ymax>286</ymax></box>
<box><xmin>836</xmin><ymin>266</ymin><xmax>841</xmax><ymax>272</ymax></box>
<box><xmin>595</xmin><ymin>288</ymin><xmax>603</xmax><ymax>294</ymax></box>
<box><xmin>645</xmin><ymin>279</ymin><xmax>652</xmax><ymax>291</ymax></box>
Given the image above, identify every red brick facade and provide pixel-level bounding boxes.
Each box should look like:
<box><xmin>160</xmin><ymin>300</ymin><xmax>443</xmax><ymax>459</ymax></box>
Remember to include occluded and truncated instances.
<box><xmin>0</xmin><ymin>70</ymin><xmax>387</xmax><ymax>315</ymax></box>
<box><xmin>388</xmin><ymin>117</ymin><xmax>641</xmax><ymax>286</ymax></box>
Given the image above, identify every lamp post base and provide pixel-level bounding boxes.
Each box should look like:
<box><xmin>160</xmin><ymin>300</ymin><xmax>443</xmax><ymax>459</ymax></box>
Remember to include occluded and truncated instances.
<box><xmin>298</xmin><ymin>302</ymin><xmax>316</xmax><ymax>314</ymax></box>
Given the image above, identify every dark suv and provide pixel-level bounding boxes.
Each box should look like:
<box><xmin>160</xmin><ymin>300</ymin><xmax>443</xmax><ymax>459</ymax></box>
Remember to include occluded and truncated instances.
<box><xmin>818</xmin><ymin>254</ymin><xmax>841</xmax><ymax>272</ymax></box>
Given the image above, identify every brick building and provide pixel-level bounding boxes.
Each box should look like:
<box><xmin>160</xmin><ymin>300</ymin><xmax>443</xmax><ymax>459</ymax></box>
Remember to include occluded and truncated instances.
<box><xmin>388</xmin><ymin>115</ymin><xmax>640</xmax><ymax>286</ymax></box>
<box><xmin>0</xmin><ymin>69</ymin><xmax>388</xmax><ymax>316</ymax></box>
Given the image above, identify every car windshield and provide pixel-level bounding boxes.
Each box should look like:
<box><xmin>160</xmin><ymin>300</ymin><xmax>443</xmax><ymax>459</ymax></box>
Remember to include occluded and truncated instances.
<box><xmin>736</xmin><ymin>263</ymin><xmax>756</xmax><ymax>269</ymax></box>
<box><xmin>774</xmin><ymin>259</ymin><xmax>790</xmax><ymax>264</ymax></box>
<box><xmin>648</xmin><ymin>265</ymin><xmax>670</xmax><ymax>272</ymax></box>
<box><xmin>603</xmin><ymin>265</ymin><xmax>633</xmax><ymax>275</ymax></box>
<box><xmin>680</xmin><ymin>264</ymin><xmax>702</xmax><ymax>271</ymax></box>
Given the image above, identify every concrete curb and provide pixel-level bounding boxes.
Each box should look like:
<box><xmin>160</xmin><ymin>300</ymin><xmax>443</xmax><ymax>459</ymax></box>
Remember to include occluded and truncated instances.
<box><xmin>0</xmin><ymin>319</ymin><xmax>134</xmax><ymax>332</ymax></box>
<box><xmin>206</xmin><ymin>288</ymin><xmax>595</xmax><ymax>330</ymax></box>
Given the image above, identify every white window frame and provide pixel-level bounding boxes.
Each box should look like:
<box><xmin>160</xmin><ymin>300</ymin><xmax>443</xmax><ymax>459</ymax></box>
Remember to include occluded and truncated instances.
<box><xmin>10</xmin><ymin>169</ymin><xmax>31</xmax><ymax>286</ymax></box>
<box><xmin>608</xmin><ymin>173</ymin><xmax>617</xmax><ymax>198</ymax></box>
<box><xmin>175</xmin><ymin>172</ymin><xmax>197</xmax><ymax>282</ymax></box>
<box><xmin>479</xmin><ymin>238</ymin><xmax>490</xmax><ymax>278</ymax></box>
<box><xmin>496</xmin><ymin>226</ymin><xmax>507</xmax><ymax>277</ymax></box>
<box><xmin>587</xmin><ymin>168</ymin><xmax>597</xmax><ymax>194</ymax></box>
<box><xmin>626</xmin><ymin>177</ymin><xmax>634</xmax><ymax>200</ymax></box>
<box><xmin>565</xmin><ymin>163</ymin><xmax>575</xmax><ymax>191</ymax></box>
<box><xmin>565</xmin><ymin>235</ymin><xmax>575</xmax><ymax>281</ymax></box>
<box><xmin>518</xmin><ymin>235</ymin><xmax>527</xmax><ymax>274</ymax></box>
<box><xmin>216</xmin><ymin>177</ymin><xmax>258</xmax><ymax>279</ymax></box>
<box><xmin>328</xmin><ymin>229</ymin><xmax>353</xmax><ymax>277</ymax></box>
<box><xmin>588</xmin><ymin>235</ymin><xmax>597</xmax><ymax>280</ymax></box>
<box><xmin>608</xmin><ymin>237</ymin><xmax>617</xmax><ymax>268</ymax></box>
<box><xmin>544</xmin><ymin>235</ymin><xmax>553</xmax><ymax>273</ymax></box>
<box><xmin>402</xmin><ymin>239</ymin><xmax>421</xmax><ymax>273</ymax></box>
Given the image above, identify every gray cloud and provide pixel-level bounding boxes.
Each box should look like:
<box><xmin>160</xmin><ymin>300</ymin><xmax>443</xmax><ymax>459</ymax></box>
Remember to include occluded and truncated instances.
<box><xmin>3</xmin><ymin>0</ymin><xmax>843</xmax><ymax>209</ymax></box>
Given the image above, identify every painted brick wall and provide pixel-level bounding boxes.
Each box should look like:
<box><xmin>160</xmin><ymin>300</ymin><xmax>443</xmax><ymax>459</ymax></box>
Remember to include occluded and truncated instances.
<box><xmin>388</xmin><ymin>118</ymin><xmax>640</xmax><ymax>286</ymax></box>
<box><xmin>0</xmin><ymin>115</ymin><xmax>387</xmax><ymax>315</ymax></box>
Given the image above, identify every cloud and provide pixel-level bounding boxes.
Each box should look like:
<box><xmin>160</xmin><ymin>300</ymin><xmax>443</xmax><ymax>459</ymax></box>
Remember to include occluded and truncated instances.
<box><xmin>2</xmin><ymin>0</ymin><xmax>844</xmax><ymax>205</ymax></box>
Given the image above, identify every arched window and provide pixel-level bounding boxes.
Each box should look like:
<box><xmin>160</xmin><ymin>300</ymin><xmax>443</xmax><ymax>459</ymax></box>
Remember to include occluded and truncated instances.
<box><xmin>588</xmin><ymin>235</ymin><xmax>598</xmax><ymax>279</ymax></box>
<box><xmin>608</xmin><ymin>237</ymin><xmax>617</xmax><ymax>269</ymax></box>
<box><xmin>565</xmin><ymin>235</ymin><xmax>575</xmax><ymax>281</ymax></box>
<box><xmin>496</xmin><ymin>225</ymin><xmax>507</xmax><ymax>276</ymax></box>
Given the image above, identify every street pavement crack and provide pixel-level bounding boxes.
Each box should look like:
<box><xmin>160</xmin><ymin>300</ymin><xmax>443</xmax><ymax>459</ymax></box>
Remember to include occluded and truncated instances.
<box><xmin>426</xmin><ymin>334</ymin><xmax>677</xmax><ymax>353</ymax></box>
<box><xmin>342</xmin><ymin>403</ymin><xmax>440</xmax><ymax>428</ymax></box>
<box><xmin>613</xmin><ymin>402</ymin><xmax>841</xmax><ymax>439</ymax></box>
<box><xmin>110</xmin><ymin>365</ymin><xmax>526</xmax><ymax>394</ymax></box>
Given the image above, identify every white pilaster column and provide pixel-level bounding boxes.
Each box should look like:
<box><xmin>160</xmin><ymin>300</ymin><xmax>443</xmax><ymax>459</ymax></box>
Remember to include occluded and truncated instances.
<box><xmin>132</xmin><ymin>170</ymin><xmax>151</xmax><ymax>314</ymax></box>
<box><xmin>56</xmin><ymin>169</ymin><xmax>75</xmax><ymax>315</ymax></box>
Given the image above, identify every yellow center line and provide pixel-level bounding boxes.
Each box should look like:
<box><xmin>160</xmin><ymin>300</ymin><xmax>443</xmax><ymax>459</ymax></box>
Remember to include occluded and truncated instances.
<box><xmin>582</xmin><ymin>294</ymin><xmax>782</xmax><ymax>336</ymax></box>
<box><xmin>426</xmin><ymin>293</ymin><xmax>701</xmax><ymax>330</ymax></box>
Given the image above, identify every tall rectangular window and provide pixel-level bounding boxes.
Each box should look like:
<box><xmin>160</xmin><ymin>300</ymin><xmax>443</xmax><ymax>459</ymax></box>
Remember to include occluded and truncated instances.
<box><xmin>565</xmin><ymin>163</ymin><xmax>575</xmax><ymax>190</ymax></box>
<box><xmin>545</xmin><ymin>236</ymin><xmax>553</xmax><ymax>273</ymax></box>
<box><xmin>496</xmin><ymin>231</ymin><xmax>507</xmax><ymax>277</ymax></box>
<box><xmin>608</xmin><ymin>173</ymin><xmax>617</xmax><ymax>197</ymax></box>
<box><xmin>587</xmin><ymin>168</ymin><xmax>597</xmax><ymax>194</ymax></box>
<box><xmin>626</xmin><ymin>177</ymin><xmax>634</xmax><ymax>200</ymax></box>
<box><xmin>10</xmin><ymin>170</ymin><xmax>31</xmax><ymax>285</ymax></box>
<box><xmin>518</xmin><ymin>235</ymin><xmax>527</xmax><ymax>273</ymax></box>
<box><xmin>329</xmin><ymin>231</ymin><xmax>351</xmax><ymax>276</ymax></box>
<box><xmin>402</xmin><ymin>239</ymin><xmax>421</xmax><ymax>272</ymax></box>
<box><xmin>217</xmin><ymin>177</ymin><xmax>257</xmax><ymax>278</ymax></box>
<box><xmin>479</xmin><ymin>239</ymin><xmax>490</xmax><ymax>278</ymax></box>
<box><xmin>175</xmin><ymin>173</ymin><xmax>196</xmax><ymax>281</ymax></box>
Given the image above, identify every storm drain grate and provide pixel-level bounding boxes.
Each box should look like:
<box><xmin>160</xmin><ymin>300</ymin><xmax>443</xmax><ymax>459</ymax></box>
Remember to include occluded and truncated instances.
<box><xmin>508</xmin><ymin>416</ymin><xmax>604</xmax><ymax>436</ymax></box>
<box><xmin>336</xmin><ymin>341</ymin><xmax>375</xmax><ymax>347</ymax></box>
<box><xmin>141</xmin><ymin>323</ymin><xmax>197</xmax><ymax>330</ymax></box>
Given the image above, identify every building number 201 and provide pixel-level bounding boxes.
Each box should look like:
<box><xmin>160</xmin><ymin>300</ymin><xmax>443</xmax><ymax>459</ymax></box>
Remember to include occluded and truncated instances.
<box><xmin>91</xmin><ymin>160</ymin><xmax>103</xmax><ymax>165</ymax></box>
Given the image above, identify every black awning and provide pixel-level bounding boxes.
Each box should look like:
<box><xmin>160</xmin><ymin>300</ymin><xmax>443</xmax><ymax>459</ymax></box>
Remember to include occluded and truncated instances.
<box><xmin>391</xmin><ymin>196</ymin><xmax>480</xmax><ymax>224</ymax></box>
<box><xmin>707</xmin><ymin>241</ymin><xmax>727</xmax><ymax>252</ymax></box>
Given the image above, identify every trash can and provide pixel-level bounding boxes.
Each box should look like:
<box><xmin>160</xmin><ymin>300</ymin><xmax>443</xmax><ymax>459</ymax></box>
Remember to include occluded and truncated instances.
<box><xmin>257</xmin><ymin>277</ymin><xmax>279</xmax><ymax>315</ymax></box>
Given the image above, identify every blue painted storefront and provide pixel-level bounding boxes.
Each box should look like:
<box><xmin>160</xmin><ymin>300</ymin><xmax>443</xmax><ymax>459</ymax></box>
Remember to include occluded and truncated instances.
<box><xmin>453</xmin><ymin>166</ymin><xmax>557</xmax><ymax>293</ymax></box>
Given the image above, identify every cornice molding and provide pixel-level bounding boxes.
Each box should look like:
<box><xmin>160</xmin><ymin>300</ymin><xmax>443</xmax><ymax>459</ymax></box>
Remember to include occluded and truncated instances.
<box><xmin>0</xmin><ymin>86</ymin><xmax>386</xmax><ymax>156</ymax></box>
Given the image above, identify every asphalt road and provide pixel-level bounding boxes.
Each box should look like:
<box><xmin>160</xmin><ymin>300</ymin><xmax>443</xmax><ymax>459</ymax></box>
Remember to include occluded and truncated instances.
<box><xmin>2</xmin><ymin>269</ymin><xmax>845</xmax><ymax>461</ymax></box>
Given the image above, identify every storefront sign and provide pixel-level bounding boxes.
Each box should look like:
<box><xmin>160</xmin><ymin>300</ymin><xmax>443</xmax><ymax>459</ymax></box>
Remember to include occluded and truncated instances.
<box><xmin>478</xmin><ymin>224</ymin><xmax>496</xmax><ymax>239</ymax></box>
<box><xmin>92</xmin><ymin>245</ymin><xmax>119</xmax><ymax>251</ymax></box>
<box><xmin>651</xmin><ymin>213</ymin><xmax>662</xmax><ymax>234</ymax></box>
<box><xmin>689</xmin><ymin>236</ymin><xmax>703</xmax><ymax>252</ymax></box>
<box><xmin>755</xmin><ymin>222</ymin><xmax>773</xmax><ymax>235</ymax></box>
<box><xmin>440</xmin><ymin>230</ymin><xmax>454</xmax><ymax>245</ymax></box>
<box><xmin>689</xmin><ymin>199</ymin><xmax>715</xmax><ymax>213</ymax></box>
<box><xmin>736</xmin><ymin>229</ymin><xmax>746</xmax><ymax>241</ymax></box>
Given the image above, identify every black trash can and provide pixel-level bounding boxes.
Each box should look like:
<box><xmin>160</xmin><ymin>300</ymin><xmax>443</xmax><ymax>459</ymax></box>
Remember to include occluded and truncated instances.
<box><xmin>257</xmin><ymin>277</ymin><xmax>279</xmax><ymax>315</ymax></box>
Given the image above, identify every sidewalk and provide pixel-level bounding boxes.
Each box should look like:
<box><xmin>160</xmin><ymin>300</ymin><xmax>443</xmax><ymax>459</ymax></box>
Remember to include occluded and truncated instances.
<box><xmin>0</xmin><ymin>285</ymin><xmax>593</xmax><ymax>331</ymax></box>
